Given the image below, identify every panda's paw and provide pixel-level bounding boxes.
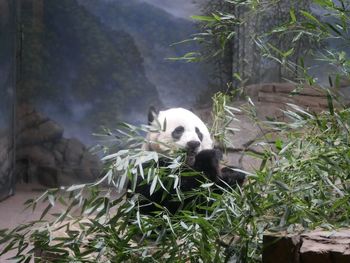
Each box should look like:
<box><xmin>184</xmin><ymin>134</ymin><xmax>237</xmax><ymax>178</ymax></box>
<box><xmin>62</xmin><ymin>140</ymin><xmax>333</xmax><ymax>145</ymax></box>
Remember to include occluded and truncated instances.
<box><xmin>185</xmin><ymin>151</ymin><xmax>197</xmax><ymax>167</ymax></box>
<box><xmin>195</xmin><ymin>149</ymin><xmax>222</xmax><ymax>163</ymax></box>
<box><xmin>219</xmin><ymin>166</ymin><xmax>246</xmax><ymax>188</ymax></box>
<box><xmin>194</xmin><ymin>149</ymin><xmax>246</xmax><ymax>188</ymax></box>
<box><xmin>193</xmin><ymin>149</ymin><xmax>222</xmax><ymax>181</ymax></box>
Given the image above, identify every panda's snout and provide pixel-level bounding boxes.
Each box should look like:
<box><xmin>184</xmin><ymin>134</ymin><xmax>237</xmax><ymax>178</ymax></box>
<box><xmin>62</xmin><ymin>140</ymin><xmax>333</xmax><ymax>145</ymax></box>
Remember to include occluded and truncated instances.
<box><xmin>185</xmin><ymin>140</ymin><xmax>201</xmax><ymax>166</ymax></box>
<box><xmin>186</xmin><ymin>140</ymin><xmax>200</xmax><ymax>151</ymax></box>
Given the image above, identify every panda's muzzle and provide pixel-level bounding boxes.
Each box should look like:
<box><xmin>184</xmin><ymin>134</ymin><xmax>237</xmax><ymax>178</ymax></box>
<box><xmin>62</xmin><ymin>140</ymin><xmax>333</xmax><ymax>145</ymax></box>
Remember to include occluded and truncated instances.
<box><xmin>185</xmin><ymin>140</ymin><xmax>200</xmax><ymax>166</ymax></box>
<box><xmin>187</xmin><ymin>140</ymin><xmax>200</xmax><ymax>151</ymax></box>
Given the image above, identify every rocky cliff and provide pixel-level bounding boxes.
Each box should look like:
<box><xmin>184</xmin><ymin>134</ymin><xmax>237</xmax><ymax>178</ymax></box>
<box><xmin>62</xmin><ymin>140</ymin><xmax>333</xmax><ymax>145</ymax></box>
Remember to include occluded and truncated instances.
<box><xmin>15</xmin><ymin>104</ymin><xmax>101</xmax><ymax>187</ymax></box>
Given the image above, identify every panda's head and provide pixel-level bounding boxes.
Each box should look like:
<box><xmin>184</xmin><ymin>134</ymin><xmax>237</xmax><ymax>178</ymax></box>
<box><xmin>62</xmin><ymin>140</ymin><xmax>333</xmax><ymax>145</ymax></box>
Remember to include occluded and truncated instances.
<box><xmin>144</xmin><ymin>107</ymin><xmax>213</xmax><ymax>155</ymax></box>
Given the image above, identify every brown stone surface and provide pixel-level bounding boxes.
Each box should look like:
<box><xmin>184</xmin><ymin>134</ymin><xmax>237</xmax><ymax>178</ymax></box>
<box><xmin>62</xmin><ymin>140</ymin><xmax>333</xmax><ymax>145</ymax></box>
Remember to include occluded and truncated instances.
<box><xmin>292</xmin><ymin>95</ymin><xmax>328</xmax><ymax>108</ymax></box>
<box><xmin>253</xmin><ymin>102</ymin><xmax>286</xmax><ymax>120</ymax></box>
<box><xmin>274</xmin><ymin>83</ymin><xmax>326</xmax><ymax>97</ymax></box>
<box><xmin>245</xmin><ymin>83</ymin><xmax>266</xmax><ymax>97</ymax></box>
<box><xmin>258</xmin><ymin>91</ymin><xmax>295</xmax><ymax>104</ymax></box>
<box><xmin>263</xmin><ymin>230</ymin><xmax>350</xmax><ymax>263</ymax></box>
<box><xmin>246</xmin><ymin>82</ymin><xmax>327</xmax><ymax>97</ymax></box>
<box><xmin>300</xmin><ymin>230</ymin><xmax>350</xmax><ymax>263</ymax></box>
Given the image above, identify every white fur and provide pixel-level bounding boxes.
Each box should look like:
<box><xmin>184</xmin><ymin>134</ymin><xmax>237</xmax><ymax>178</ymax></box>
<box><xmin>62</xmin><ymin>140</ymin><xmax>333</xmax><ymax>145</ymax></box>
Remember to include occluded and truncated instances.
<box><xmin>144</xmin><ymin>108</ymin><xmax>213</xmax><ymax>153</ymax></box>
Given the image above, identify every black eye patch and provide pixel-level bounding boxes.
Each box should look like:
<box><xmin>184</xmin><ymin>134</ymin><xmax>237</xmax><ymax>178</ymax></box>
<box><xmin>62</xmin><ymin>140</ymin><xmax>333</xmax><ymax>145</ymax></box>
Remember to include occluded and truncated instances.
<box><xmin>195</xmin><ymin>127</ymin><xmax>203</xmax><ymax>142</ymax></box>
<box><xmin>171</xmin><ymin>126</ymin><xmax>184</xmax><ymax>140</ymax></box>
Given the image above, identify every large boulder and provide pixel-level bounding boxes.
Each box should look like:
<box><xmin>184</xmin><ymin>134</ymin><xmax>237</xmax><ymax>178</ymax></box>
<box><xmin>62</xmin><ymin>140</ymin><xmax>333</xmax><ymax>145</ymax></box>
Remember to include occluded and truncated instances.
<box><xmin>15</xmin><ymin>105</ymin><xmax>102</xmax><ymax>187</ymax></box>
<box><xmin>16</xmin><ymin>104</ymin><xmax>63</xmax><ymax>146</ymax></box>
<box><xmin>17</xmin><ymin>146</ymin><xmax>56</xmax><ymax>167</ymax></box>
<box><xmin>63</xmin><ymin>138</ymin><xmax>86</xmax><ymax>165</ymax></box>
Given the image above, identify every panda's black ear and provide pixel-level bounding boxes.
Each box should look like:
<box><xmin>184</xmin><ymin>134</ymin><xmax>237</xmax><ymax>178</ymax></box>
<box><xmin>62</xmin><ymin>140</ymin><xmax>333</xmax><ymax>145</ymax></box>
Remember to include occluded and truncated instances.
<box><xmin>148</xmin><ymin>106</ymin><xmax>159</xmax><ymax>124</ymax></box>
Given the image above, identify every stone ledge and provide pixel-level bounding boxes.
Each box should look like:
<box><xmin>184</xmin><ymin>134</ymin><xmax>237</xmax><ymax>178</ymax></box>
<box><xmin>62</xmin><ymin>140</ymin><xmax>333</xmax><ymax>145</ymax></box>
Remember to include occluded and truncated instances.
<box><xmin>263</xmin><ymin>229</ymin><xmax>350</xmax><ymax>263</ymax></box>
<box><xmin>245</xmin><ymin>83</ymin><xmax>327</xmax><ymax>98</ymax></box>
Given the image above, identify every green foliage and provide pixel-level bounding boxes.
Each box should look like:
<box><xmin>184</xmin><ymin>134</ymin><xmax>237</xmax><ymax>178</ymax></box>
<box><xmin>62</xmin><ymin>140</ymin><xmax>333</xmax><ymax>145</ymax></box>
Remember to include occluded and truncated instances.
<box><xmin>1</xmin><ymin>1</ymin><xmax>350</xmax><ymax>262</ymax></box>
<box><xmin>186</xmin><ymin>0</ymin><xmax>350</xmax><ymax>87</ymax></box>
<box><xmin>211</xmin><ymin>92</ymin><xmax>241</xmax><ymax>150</ymax></box>
<box><xmin>1</xmin><ymin>100</ymin><xmax>350</xmax><ymax>262</ymax></box>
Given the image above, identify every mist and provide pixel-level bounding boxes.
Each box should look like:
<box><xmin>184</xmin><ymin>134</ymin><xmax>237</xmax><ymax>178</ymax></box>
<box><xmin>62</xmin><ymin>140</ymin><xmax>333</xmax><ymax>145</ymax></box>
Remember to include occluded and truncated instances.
<box><xmin>138</xmin><ymin>0</ymin><xmax>203</xmax><ymax>19</ymax></box>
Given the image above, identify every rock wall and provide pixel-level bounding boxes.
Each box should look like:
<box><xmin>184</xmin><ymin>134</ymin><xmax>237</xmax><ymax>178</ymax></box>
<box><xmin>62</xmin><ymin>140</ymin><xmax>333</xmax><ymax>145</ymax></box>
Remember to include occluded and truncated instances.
<box><xmin>202</xmin><ymin>82</ymin><xmax>345</xmax><ymax>171</ymax></box>
<box><xmin>15</xmin><ymin>104</ymin><xmax>101</xmax><ymax>187</ymax></box>
<box><xmin>244</xmin><ymin>82</ymin><xmax>337</xmax><ymax>115</ymax></box>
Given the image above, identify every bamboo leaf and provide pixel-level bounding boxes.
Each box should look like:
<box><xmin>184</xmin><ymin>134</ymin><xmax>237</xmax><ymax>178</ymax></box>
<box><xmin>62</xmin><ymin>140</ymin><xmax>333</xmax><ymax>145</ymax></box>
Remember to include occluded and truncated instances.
<box><xmin>327</xmin><ymin>90</ymin><xmax>334</xmax><ymax>115</ymax></box>
<box><xmin>290</xmin><ymin>9</ymin><xmax>296</xmax><ymax>23</ymax></box>
<box><xmin>150</xmin><ymin>175</ymin><xmax>158</xmax><ymax>195</ymax></box>
<box><xmin>191</xmin><ymin>15</ymin><xmax>217</xmax><ymax>22</ymax></box>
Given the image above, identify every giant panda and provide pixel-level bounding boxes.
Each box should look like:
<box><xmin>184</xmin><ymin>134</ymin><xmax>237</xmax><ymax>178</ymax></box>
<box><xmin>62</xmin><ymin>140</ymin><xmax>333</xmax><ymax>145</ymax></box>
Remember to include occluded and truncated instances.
<box><xmin>130</xmin><ymin>107</ymin><xmax>245</xmax><ymax>215</ymax></box>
